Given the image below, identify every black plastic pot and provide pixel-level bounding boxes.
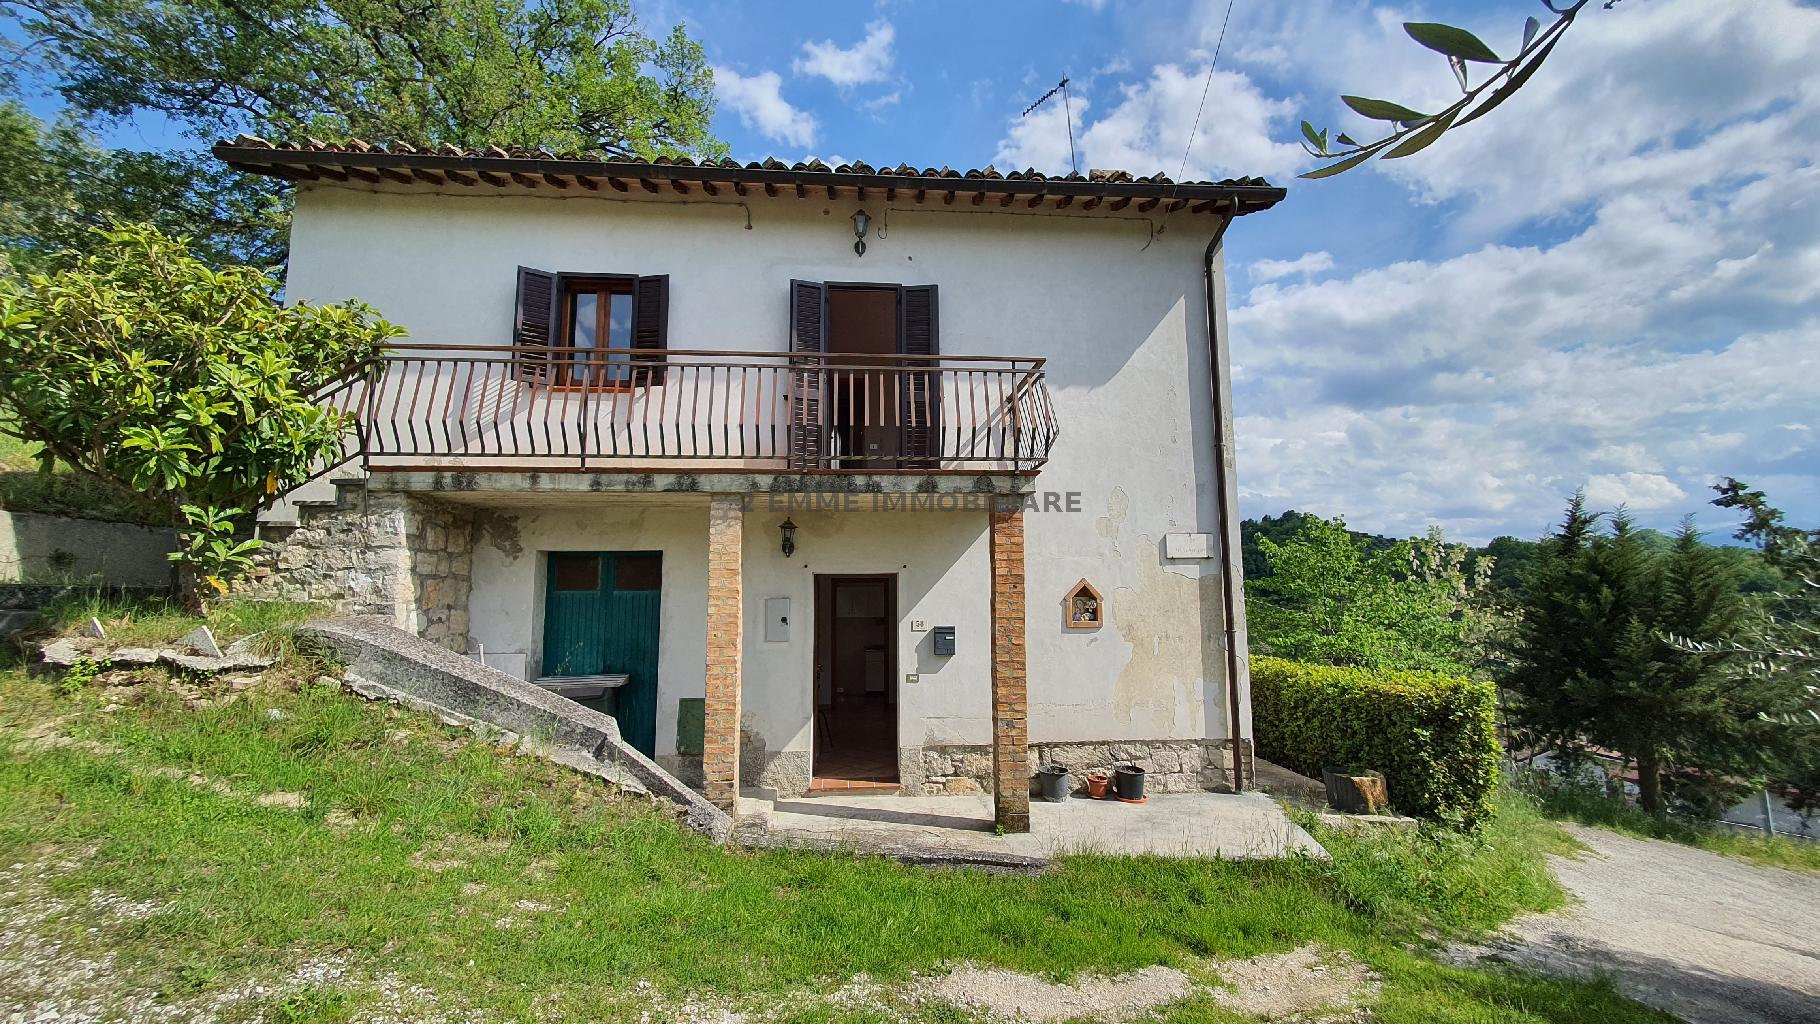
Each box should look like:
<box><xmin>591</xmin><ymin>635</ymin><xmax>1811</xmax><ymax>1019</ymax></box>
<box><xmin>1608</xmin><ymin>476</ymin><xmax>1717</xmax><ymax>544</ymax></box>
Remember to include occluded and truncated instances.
<box><xmin>1113</xmin><ymin>763</ymin><xmax>1147</xmax><ymax>802</ymax></box>
<box><xmin>1036</xmin><ymin>764</ymin><xmax>1070</xmax><ymax>802</ymax></box>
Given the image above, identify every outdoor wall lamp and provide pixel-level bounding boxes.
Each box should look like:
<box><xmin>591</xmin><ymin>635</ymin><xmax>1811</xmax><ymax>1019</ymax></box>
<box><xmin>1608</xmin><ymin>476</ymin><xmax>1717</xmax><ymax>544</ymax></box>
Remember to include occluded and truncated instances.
<box><xmin>851</xmin><ymin>209</ymin><xmax>870</xmax><ymax>256</ymax></box>
<box><xmin>779</xmin><ymin>517</ymin><xmax>797</xmax><ymax>557</ymax></box>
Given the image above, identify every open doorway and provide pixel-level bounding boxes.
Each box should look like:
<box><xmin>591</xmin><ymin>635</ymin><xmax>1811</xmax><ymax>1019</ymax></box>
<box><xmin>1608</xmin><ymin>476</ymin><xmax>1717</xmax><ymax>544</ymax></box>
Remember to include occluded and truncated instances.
<box><xmin>811</xmin><ymin>573</ymin><xmax>898</xmax><ymax>791</ymax></box>
<box><xmin>787</xmin><ymin>281</ymin><xmax>940</xmax><ymax>470</ymax></box>
<box><xmin>825</xmin><ymin>286</ymin><xmax>901</xmax><ymax>466</ymax></box>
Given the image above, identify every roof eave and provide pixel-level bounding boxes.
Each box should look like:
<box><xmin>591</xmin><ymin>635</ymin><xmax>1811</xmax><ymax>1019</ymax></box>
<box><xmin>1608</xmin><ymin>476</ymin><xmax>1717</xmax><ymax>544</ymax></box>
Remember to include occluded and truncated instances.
<box><xmin>210</xmin><ymin>143</ymin><xmax>1289</xmax><ymax>215</ymax></box>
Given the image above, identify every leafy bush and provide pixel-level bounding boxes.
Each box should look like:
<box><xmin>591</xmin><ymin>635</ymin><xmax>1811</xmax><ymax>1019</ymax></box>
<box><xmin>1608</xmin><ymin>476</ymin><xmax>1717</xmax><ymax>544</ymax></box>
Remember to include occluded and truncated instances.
<box><xmin>0</xmin><ymin>221</ymin><xmax>401</xmax><ymax>609</ymax></box>
<box><xmin>1252</xmin><ymin>655</ymin><xmax>1501</xmax><ymax>826</ymax></box>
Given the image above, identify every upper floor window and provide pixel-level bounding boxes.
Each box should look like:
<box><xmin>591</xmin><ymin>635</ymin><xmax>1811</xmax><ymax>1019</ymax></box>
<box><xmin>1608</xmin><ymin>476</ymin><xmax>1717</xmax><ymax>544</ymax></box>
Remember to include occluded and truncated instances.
<box><xmin>562</xmin><ymin>277</ymin><xmax>634</xmax><ymax>386</ymax></box>
<box><xmin>514</xmin><ymin>267</ymin><xmax>668</xmax><ymax>386</ymax></box>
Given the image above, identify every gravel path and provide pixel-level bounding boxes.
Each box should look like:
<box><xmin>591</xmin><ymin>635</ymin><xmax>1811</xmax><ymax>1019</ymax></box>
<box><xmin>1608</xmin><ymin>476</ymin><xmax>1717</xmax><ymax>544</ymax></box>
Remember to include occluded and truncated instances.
<box><xmin>1454</xmin><ymin>824</ymin><xmax>1820</xmax><ymax>1024</ymax></box>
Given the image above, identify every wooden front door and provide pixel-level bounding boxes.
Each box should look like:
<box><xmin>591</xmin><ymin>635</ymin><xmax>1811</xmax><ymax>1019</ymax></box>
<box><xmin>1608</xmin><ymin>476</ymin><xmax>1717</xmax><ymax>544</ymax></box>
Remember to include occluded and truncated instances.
<box><xmin>542</xmin><ymin>551</ymin><xmax>662</xmax><ymax>756</ymax></box>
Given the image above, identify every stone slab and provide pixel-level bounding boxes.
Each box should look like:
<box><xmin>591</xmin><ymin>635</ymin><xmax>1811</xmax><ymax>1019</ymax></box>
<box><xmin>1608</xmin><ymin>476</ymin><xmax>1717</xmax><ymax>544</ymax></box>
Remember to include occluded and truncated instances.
<box><xmin>736</xmin><ymin>791</ymin><xmax>1325</xmax><ymax>865</ymax></box>
<box><xmin>298</xmin><ymin>615</ymin><xmax>731</xmax><ymax>841</ymax></box>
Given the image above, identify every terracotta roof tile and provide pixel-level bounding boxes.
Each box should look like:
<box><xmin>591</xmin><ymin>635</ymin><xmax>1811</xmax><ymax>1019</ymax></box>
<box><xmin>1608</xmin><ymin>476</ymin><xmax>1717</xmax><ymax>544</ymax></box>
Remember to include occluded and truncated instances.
<box><xmin>211</xmin><ymin>136</ymin><xmax>1286</xmax><ymax>215</ymax></box>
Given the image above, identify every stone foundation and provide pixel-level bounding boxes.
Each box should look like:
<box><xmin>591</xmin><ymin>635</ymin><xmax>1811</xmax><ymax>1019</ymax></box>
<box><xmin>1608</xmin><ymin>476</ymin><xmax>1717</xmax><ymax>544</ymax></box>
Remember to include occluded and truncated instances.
<box><xmin>903</xmin><ymin>738</ymin><xmax>1254</xmax><ymax>796</ymax></box>
<box><xmin>246</xmin><ymin>488</ymin><xmax>475</xmax><ymax>653</ymax></box>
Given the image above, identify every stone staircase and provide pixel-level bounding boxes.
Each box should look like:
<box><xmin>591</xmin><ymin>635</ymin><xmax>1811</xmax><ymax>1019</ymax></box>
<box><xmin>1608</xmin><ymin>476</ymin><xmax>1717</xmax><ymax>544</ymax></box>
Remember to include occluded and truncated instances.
<box><xmin>256</xmin><ymin>475</ymin><xmax>371</xmax><ymax>543</ymax></box>
<box><xmin>298</xmin><ymin>616</ymin><xmax>732</xmax><ymax>842</ymax></box>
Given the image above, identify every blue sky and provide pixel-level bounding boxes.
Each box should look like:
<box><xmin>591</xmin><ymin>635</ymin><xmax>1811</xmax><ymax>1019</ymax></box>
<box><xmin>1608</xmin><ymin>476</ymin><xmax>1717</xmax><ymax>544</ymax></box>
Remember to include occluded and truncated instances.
<box><xmin>14</xmin><ymin>0</ymin><xmax>1818</xmax><ymax>544</ymax></box>
<box><xmin>690</xmin><ymin>0</ymin><xmax>1820</xmax><ymax>544</ymax></box>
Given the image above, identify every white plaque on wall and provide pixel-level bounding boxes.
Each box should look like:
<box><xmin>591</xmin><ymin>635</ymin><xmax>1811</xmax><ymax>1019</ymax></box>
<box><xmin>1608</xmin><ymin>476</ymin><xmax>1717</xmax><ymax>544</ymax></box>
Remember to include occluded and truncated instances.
<box><xmin>1163</xmin><ymin>533</ymin><xmax>1216</xmax><ymax>560</ymax></box>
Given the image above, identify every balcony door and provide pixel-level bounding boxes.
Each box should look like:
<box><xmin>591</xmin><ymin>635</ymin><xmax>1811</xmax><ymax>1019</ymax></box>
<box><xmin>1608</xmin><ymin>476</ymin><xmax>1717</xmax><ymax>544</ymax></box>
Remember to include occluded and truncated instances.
<box><xmin>788</xmin><ymin>281</ymin><xmax>939</xmax><ymax>470</ymax></box>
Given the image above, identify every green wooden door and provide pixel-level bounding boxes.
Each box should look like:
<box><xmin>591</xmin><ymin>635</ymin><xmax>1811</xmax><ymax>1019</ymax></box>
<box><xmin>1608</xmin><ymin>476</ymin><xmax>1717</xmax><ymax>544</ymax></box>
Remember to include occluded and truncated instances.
<box><xmin>542</xmin><ymin>551</ymin><xmax>662</xmax><ymax>756</ymax></box>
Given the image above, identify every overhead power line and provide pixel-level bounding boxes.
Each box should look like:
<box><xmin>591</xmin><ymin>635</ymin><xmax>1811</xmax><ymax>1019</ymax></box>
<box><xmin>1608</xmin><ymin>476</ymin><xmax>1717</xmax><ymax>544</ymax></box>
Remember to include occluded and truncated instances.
<box><xmin>1179</xmin><ymin>0</ymin><xmax>1238</xmax><ymax>183</ymax></box>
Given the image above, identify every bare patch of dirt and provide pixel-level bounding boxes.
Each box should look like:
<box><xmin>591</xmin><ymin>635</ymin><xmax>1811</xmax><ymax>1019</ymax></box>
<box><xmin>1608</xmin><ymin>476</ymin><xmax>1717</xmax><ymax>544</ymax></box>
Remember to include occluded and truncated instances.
<box><xmin>921</xmin><ymin>964</ymin><xmax>1195</xmax><ymax>1022</ymax></box>
<box><xmin>916</xmin><ymin>946</ymin><xmax>1378</xmax><ymax>1023</ymax></box>
<box><xmin>254</xmin><ymin>790</ymin><xmax>309</xmax><ymax>809</ymax></box>
<box><xmin>1210</xmin><ymin>946</ymin><xmax>1379</xmax><ymax>1019</ymax></box>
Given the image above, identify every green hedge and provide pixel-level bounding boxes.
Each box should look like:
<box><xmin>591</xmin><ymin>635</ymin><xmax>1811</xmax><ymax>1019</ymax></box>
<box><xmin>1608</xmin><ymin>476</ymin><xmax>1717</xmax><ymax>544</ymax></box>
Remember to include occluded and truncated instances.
<box><xmin>1251</xmin><ymin>656</ymin><xmax>1501</xmax><ymax>826</ymax></box>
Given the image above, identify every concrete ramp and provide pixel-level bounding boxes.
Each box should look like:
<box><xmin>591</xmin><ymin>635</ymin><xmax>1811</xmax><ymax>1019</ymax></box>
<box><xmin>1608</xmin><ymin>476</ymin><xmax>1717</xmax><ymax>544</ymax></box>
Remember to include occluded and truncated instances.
<box><xmin>298</xmin><ymin>616</ymin><xmax>731</xmax><ymax>841</ymax></box>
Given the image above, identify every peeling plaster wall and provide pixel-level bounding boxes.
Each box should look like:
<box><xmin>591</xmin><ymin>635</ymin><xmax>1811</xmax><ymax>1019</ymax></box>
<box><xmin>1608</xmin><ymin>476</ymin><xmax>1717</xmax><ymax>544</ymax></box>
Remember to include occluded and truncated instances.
<box><xmin>285</xmin><ymin>184</ymin><xmax>1246</xmax><ymax>770</ymax></box>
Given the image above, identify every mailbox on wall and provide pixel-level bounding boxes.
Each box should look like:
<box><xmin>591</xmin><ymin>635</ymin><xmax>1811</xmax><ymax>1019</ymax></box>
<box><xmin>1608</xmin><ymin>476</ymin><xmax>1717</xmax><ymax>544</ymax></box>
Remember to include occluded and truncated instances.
<box><xmin>932</xmin><ymin>626</ymin><xmax>956</xmax><ymax>656</ymax></box>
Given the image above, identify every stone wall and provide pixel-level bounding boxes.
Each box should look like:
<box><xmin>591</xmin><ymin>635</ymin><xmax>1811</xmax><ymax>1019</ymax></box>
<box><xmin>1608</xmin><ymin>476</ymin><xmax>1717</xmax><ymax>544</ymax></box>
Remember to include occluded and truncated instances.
<box><xmin>0</xmin><ymin>510</ymin><xmax>176</xmax><ymax>588</ymax></box>
<box><xmin>247</xmin><ymin>489</ymin><xmax>474</xmax><ymax>653</ymax></box>
<box><xmin>902</xmin><ymin>738</ymin><xmax>1255</xmax><ymax>797</ymax></box>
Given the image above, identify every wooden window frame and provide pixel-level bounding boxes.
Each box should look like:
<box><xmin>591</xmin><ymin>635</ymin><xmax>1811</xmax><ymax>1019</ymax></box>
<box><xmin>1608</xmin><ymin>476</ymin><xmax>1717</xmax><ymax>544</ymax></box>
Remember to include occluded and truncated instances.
<box><xmin>554</xmin><ymin>275</ymin><xmax>639</xmax><ymax>391</ymax></box>
<box><xmin>514</xmin><ymin>267</ymin><xmax>668</xmax><ymax>388</ymax></box>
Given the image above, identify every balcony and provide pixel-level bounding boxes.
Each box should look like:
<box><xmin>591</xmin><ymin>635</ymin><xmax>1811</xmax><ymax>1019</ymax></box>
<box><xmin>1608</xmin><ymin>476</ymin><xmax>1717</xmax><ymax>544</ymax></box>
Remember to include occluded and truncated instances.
<box><xmin>317</xmin><ymin>345</ymin><xmax>1059</xmax><ymax>479</ymax></box>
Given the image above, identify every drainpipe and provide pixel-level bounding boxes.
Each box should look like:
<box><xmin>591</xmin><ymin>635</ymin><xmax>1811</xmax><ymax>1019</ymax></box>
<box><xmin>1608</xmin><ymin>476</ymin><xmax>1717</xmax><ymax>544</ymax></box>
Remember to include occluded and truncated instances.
<box><xmin>1202</xmin><ymin>206</ymin><xmax>1248</xmax><ymax>792</ymax></box>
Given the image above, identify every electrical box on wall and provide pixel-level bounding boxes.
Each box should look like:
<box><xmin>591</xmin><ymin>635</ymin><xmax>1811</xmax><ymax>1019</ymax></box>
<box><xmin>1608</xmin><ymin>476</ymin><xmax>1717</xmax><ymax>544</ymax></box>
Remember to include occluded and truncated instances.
<box><xmin>932</xmin><ymin>625</ymin><xmax>956</xmax><ymax>656</ymax></box>
<box><xmin>763</xmin><ymin>597</ymin><xmax>790</xmax><ymax>642</ymax></box>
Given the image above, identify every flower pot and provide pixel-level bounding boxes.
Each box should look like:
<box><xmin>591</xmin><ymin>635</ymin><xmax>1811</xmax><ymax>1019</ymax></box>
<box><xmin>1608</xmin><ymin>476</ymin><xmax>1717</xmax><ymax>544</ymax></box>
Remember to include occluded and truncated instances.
<box><xmin>1036</xmin><ymin>764</ymin><xmax>1071</xmax><ymax>803</ymax></box>
<box><xmin>1086</xmin><ymin>771</ymin><xmax>1112</xmax><ymax>800</ymax></box>
<box><xmin>1322</xmin><ymin>767</ymin><xmax>1389</xmax><ymax>814</ymax></box>
<box><xmin>1114</xmin><ymin>763</ymin><xmax>1147</xmax><ymax>803</ymax></box>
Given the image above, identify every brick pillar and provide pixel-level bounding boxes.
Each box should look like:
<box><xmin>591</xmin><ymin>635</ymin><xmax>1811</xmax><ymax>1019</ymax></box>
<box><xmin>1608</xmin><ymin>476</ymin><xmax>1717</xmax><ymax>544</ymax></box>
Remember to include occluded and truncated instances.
<box><xmin>703</xmin><ymin>494</ymin><xmax>744</xmax><ymax>812</ymax></box>
<box><xmin>990</xmin><ymin>502</ymin><xmax>1031</xmax><ymax>833</ymax></box>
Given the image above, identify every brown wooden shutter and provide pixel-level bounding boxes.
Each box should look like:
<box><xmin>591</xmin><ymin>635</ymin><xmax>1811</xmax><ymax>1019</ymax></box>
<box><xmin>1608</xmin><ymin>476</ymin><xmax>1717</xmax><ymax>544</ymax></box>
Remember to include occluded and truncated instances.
<box><xmin>899</xmin><ymin>284</ymin><xmax>939</xmax><ymax>466</ymax></box>
<box><xmin>514</xmin><ymin>266</ymin><xmax>558</xmax><ymax>384</ymax></box>
<box><xmin>788</xmin><ymin>280</ymin><xmax>827</xmax><ymax>469</ymax></box>
<box><xmin>632</xmin><ymin>274</ymin><xmax>669</xmax><ymax>385</ymax></box>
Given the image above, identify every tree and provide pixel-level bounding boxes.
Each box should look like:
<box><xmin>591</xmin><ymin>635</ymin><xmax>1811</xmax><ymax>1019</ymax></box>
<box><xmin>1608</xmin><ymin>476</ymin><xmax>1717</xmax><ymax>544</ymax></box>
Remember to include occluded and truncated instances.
<box><xmin>0</xmin><ymin>221</ymin><xmax>401</xmax><ymax>610</ymax></box>
<box><xmin>1688</xmin><ymin>479</ymin><xmax>1820</xmax><ymax>815</ymax></box>
<box><xmin>2</xmin><ymin>0</ymin><xmax>723</xmax><ymax>265</ymax></box>
<box><xmin>1479</xmin><ymin>535</ymin><xmax>1539</xmax><ymax>597</ymax></box>
<box><xmin>4</xmin><ymin>0</ymin><xmax>722</xmax><ymax>159</ymax></box>
<box><xmin>1299</xmin><ymin>1</ymin><xmax>1622</xmax><ymax>178</ymax></box>
<box><xmin>1246</xmin><ymin>514</ymin><xmax>1505</xmax><ymax>676</ymax></box>
<box><xmin>0</xmin><ymin>99</ymin><xmax>287</xmax><ymax>271</ymax></box>
<box><xmin>1505</xmin><ymin>495</ymin><xmax>1791</xmax><ymax>814</ymax></box>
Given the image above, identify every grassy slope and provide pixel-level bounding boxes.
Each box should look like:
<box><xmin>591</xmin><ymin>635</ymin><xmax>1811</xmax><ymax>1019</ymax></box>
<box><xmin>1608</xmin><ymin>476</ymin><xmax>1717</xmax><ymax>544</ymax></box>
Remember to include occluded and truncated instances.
<box><xmin>0</xmin><ymin>431</ymin><xmax>172</xmax><ymax>527</ymax></box>
<box><xmin>1528</xmin><ymin>776</ymin><xmax>1820</xmax><ymax>874</ymax></box>
<box><xmin>32</xmin><ymin>592</ymin><xmax>323</xmax><ymax>649</ymax></box>
<box><xmin>0</xmin><ymin>656</ymin><xmax>1672</xmax><ymax>1024</ymax></box>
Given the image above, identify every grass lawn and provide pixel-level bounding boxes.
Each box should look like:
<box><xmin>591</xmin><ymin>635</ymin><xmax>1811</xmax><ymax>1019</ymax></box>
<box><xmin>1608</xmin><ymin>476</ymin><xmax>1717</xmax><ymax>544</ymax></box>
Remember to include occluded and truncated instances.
<box><xmin>30</xmin><ymin>591</ymin><xmax>324</xmax><ymax>650</ymax></box>
<box><xmin>0</xmin><ymin>647</ymin><xmax>1672</xmax><ymax>1024</ymax></box>
<box><xmin>0</xmin><ymin>431</ymin><xmax>172</xmax><ymax>527</ymax></box>
<box><xmin>1522</xmin><ymin>772</ymin><xmax>1820</xmax><ymax>875</ymax></box>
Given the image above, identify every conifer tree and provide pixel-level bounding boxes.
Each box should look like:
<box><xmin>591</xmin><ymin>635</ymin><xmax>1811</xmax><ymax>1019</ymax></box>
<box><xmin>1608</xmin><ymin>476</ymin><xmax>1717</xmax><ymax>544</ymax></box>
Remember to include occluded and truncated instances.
<box><xmin>1507</xmin><ymin>498</ymin><xmax>1772</xmax><ymax>813</ymax></box>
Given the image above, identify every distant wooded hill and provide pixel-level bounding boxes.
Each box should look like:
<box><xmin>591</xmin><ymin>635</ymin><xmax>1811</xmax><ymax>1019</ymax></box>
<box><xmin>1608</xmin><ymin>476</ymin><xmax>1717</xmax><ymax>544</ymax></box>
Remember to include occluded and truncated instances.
<box><xmin>1240</xmin><ymin>510</ymin><xmax>1782</xmax><ymax>598</ymax></box>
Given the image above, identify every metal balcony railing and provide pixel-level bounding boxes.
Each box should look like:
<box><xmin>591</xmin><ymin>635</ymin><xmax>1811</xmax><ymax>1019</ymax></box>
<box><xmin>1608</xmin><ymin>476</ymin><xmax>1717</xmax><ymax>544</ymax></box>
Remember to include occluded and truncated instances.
<box><xmin>314</xmin><ymin>344</ymin><xmax>1059</xmax><ymax>475</ymax></box>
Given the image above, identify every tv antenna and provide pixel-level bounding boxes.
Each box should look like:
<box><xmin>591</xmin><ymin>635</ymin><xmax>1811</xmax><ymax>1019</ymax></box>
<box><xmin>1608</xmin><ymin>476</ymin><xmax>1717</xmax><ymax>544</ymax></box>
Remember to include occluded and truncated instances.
<box><xmin>1020</xmin><ymin>76</ymin><xmax>1078</xmax><ymax>175</ymax></box>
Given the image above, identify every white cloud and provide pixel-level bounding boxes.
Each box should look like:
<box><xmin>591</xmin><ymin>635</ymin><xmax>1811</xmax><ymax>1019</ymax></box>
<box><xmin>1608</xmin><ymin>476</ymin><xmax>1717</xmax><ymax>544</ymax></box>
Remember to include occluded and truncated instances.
<box><xmin>714</xmin><ymin>66</ymin><xmax>818</xmax><ymax>148</ymax></box>
<box><xmin>1248</xmin><ymin>251</ymin><xmax>1334</xmax><ymax>283</ymax></box>
<box><xmin>793</xmin><ymin>20</ymin><xmax>896</xmax><ymax>88</ymax></box>
<box><xmin>993</xmin><ymin>63</ymin><xmax>1306</xmax><ymax>179</ymax></box>
<box><xmin>1221</xmin><ymin>0</ymin><xmax>1820</xmax><ymax>541</ymax></box>
<box><xmin>1583</xmin><ymin>473</ymin><xmax>1689</xmax><ymax>513</ymax></box>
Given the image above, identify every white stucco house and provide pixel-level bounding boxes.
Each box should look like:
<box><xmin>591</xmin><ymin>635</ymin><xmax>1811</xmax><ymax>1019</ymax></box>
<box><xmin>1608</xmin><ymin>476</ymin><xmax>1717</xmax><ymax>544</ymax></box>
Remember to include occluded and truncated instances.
<box><xmin>220</xmin><ymin>138</ymin><xmax>1285</xmax><ymax>831</ymax></box>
